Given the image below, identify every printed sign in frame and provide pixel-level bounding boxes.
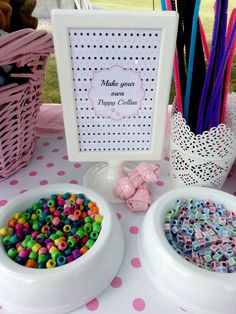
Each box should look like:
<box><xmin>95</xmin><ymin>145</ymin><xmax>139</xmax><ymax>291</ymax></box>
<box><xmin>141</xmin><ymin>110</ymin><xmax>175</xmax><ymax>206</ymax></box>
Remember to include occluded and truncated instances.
<box><xmin>52</xmin><ymin>9</ymin><xmax>178</xmax><ymax>162</ymax></box>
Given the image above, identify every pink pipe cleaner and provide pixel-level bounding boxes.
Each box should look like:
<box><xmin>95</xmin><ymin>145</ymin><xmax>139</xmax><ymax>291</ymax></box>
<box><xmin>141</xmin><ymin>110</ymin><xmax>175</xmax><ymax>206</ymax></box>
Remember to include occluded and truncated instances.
<box><xmin>166</xmin><ymin>0</ymin><xmax>183</xmax><ymax>114</ymax></box>
<box><xmin>199</xmin><ymin>17</ymin><xmax>210</xmax><ymax>62</ymax></box>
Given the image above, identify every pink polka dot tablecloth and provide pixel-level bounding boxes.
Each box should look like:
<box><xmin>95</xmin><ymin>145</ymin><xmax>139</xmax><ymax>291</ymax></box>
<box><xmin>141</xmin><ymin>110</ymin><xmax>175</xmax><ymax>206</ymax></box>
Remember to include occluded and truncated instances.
<box><xmin>0</xmin><ymin>131</ymin><xmax>236</xmax><ymax>314</ymax></box>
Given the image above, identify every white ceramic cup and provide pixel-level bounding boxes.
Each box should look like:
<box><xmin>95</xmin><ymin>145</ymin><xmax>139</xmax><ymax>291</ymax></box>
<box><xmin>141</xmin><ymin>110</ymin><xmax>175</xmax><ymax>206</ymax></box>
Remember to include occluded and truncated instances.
<box><xmin>0</xmin><ymin>184</ymin><xmax>124</xmax><ymax>314</ymax></box>
<box><xmin>139</xmin><ymin>187</ymin><xmax>236</xmax><ymax>314</ymax></box>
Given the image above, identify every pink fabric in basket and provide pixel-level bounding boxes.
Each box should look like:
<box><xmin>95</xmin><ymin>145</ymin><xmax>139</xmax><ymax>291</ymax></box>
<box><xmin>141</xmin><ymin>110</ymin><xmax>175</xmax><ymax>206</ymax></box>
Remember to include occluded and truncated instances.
<box><xmin>36</xmin><ymin>104</ymin><xmax>64</xmax><ymax>135</ymax></box>
<box><xmin>35</xmin><ymin>104</ymin><xmax>172</xmax><ymax>136</ymax></box>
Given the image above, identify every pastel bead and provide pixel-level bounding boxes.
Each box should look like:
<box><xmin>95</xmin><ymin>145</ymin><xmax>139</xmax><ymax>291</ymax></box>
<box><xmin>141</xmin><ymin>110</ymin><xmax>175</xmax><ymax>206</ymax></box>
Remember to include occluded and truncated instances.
<box><xmin>165</xmin><ymin>197</ymin><xmax>236</xmax><ymax>273</ymax></box>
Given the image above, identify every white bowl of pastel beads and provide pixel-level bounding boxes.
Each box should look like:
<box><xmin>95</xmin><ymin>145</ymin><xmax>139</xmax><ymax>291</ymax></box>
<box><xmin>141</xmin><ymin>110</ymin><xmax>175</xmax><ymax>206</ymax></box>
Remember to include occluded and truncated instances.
<box><xmin>0</xmin><ymin>183</ymin><xmax>124</xmax><ymax>314</ymax></box>
<box><xmin>139</xmin><ymin>187</ymin><xmax>236</xmax><ymax>314</ymax></box>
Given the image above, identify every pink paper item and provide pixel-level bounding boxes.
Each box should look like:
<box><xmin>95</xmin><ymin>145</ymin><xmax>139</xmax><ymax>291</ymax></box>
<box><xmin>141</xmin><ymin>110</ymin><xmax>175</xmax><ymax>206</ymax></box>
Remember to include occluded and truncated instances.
<box><xmin>135</xmin><ymin>162</ymin><xmax>160</xmax><ymax>183</ymax></box>
<box><xmin>126</xmin><ymin>186</ymin><xmax>151</xmax><ymax>212</ymax></box>
<box><xmin>113</xmin><ymin>176</ymin><xmax>135</xmax><ymax>199</ymax></box>
<box><xmin>127</xmin><ymin>169</ymin><xmax>143</xmax><ymax>189</ymax></box>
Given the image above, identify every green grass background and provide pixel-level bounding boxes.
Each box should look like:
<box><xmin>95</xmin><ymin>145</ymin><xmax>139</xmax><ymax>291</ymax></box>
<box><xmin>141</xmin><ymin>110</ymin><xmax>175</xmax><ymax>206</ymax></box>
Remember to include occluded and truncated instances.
<box><xmin>41</xmin><ymin>0</ymin><xmax>236</xmax><ymax>103</ymax></box>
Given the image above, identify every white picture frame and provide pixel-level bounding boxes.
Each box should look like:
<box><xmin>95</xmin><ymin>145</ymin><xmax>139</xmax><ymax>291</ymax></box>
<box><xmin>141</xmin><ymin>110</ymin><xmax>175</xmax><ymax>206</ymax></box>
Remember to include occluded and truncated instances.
<box><xmin>51</xmin><ymin>9</ymin><xmax>178</xmax><ymax>162</ymax></box>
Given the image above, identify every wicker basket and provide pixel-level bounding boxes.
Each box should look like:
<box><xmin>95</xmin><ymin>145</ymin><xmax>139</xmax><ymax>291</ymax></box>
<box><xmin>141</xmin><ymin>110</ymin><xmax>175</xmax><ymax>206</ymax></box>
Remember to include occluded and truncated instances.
<box><xmin>0</xmin><ymin>29</ymin><xmax>53</xmax><ymax>181</ymax></box>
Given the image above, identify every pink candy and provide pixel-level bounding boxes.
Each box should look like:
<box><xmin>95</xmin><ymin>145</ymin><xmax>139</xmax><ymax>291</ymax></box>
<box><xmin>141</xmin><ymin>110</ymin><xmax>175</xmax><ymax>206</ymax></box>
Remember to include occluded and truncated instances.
<box><xmin>127</xmin><ymin>185</ymin><xmax>151</xmax><ymax>212</ymax></box>
<box><xmin>113</xmin><ymin>177</ymin><xmax>136</xmax><ymax>200</ymax></box>
<box><xmin>113</xmin><ymin>162</ymin><xmax>160</xmax><ymax>212</ymax></box>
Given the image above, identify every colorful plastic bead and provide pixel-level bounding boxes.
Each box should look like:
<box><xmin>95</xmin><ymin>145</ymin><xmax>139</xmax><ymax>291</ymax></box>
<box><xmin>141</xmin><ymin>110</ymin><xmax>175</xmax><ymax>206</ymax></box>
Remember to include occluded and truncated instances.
<box><xmin>29</xmin><ymin>251</ymin><xmax>38</xmax><ymax>260</ymax></box>
<box><xmin>7</xmin><ymin>248</ymin><xmax>18</xmax><ymax>259</ymax></box>
<box><xmin>0</xmin><ymin>192</ymin><xmax>103</xmax><ymax>269</ymax></box>
<box><xmin>0</xmin><ymin>227</ymin><xmax>10</xmax><ymax>237</ymax></box>
<box><xmin>67</xmin><ymin>237</ymin><xmax>76</xmax><ymax>248</ymax></box>
<box><xmin>46</xmin><ymin>259</ymin><xmax>56</xmax><ymax>268</ymax></box>
<box><xmin>58</xmin><ymin>241</ymin><xmax>67</xmax><ymax>251</ymax></box>
<box><xmin>57</xmin><ymin>255</ymin><xmax>66</xmax><ymax>266</ymax></box>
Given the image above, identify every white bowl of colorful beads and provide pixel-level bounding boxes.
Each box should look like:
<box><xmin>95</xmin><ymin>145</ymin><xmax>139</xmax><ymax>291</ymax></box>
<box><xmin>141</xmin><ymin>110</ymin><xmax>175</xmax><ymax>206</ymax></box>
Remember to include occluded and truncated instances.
<box><xmin>0</xmin><ymin>183</ymin><xmax>124</xmax><ymax>314</ymax></box>
<box><xmin>139</xmin><ymin>187</ymin><xmax>236</xmax><ymax>314</ymax></box>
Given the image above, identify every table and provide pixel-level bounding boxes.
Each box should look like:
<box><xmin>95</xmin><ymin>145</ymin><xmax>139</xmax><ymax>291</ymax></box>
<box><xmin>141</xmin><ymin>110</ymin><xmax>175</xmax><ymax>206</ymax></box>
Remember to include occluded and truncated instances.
<box><xmin>0</xmin><ymin>107</ymin><xmax>236</xmax><ymax>314</ymax></box>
